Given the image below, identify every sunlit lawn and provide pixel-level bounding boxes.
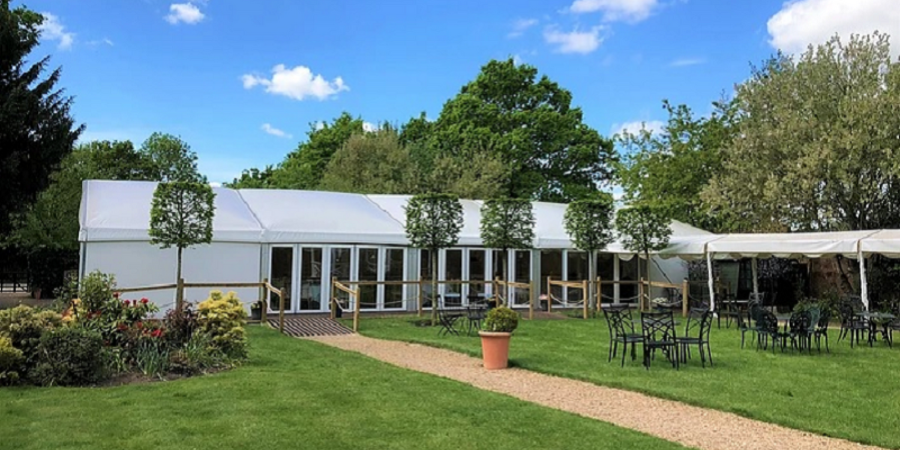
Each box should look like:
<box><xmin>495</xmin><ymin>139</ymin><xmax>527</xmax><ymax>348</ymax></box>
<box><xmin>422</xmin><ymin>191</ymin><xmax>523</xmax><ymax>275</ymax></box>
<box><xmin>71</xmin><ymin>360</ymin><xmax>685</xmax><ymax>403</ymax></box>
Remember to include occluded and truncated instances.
<box><xmin>354</xmin><ymin>314</ymin><xmax>900</xmax><ymax>449</ymax></box>
<box><xmin>0</xmin><ymin>326</ymin><xmax>687</xmax><ymax>450</ymax></box>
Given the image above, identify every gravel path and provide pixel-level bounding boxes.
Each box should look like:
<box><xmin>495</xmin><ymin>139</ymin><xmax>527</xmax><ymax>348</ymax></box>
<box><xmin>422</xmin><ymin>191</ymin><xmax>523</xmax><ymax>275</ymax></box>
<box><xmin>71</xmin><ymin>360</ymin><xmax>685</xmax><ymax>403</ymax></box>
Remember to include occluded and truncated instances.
<box><xmin>308</xmin><ymin>334</ymin><xmax>884</xmax><ymax>450</ymax></box>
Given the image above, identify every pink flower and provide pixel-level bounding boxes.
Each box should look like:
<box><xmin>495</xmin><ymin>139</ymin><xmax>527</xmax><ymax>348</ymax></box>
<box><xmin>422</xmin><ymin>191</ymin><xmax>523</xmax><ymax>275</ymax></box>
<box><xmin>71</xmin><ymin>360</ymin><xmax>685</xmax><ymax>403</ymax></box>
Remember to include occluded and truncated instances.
<box><xmin>140</xmin><ymin>298</ymin><xmax>149</xmax><ymax>305</ymax></box>
<box><xmin>124</xmin><ymin>300</ymin><xmax>131</xmax><ymax>306</ymax></box>
<box><xmin>114</xmin><ymin>292</ymin><xmax>120</xmax><ymax>299</ymax></box>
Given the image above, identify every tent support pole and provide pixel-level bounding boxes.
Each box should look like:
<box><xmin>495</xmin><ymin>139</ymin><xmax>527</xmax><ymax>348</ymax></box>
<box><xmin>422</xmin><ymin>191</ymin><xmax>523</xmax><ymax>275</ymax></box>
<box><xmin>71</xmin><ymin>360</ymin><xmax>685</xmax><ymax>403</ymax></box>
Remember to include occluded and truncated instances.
<box><xmin>751</xmin><ymin>257</ymin><xmax>759</xmax><ymax>303</ymax></box>
<box><xmin>858</xmin><ymin>248</ymin><xmax>869</xmax><ymax>311</ymax></box>
<box><xmin>707</xmin><ymin>252</ymin><xmax>715</xmax><ymax>312</ymax></box>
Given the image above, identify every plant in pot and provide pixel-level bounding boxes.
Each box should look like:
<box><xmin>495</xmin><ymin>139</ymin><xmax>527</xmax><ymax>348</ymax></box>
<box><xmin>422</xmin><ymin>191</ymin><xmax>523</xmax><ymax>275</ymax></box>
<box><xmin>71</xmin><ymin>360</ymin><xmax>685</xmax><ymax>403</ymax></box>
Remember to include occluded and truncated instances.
<box><xmin>479</xmin><ymin>306</ymin><xmax>519</xmax><ymax>370</ymax></box>
<box><xmin>250</xmin><ymin>300</ymin><xmax>262</xmax><ymax>321</ymax></box>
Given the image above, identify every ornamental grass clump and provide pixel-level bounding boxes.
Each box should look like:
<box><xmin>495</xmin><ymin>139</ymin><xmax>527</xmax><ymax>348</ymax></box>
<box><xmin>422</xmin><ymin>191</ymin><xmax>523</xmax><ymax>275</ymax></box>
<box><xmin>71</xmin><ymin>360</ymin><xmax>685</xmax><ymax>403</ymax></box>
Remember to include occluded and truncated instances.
<box><xmin>482</xmin><ymin>306</ymin><xmax>519</xmax><ymax>333</ymax></box>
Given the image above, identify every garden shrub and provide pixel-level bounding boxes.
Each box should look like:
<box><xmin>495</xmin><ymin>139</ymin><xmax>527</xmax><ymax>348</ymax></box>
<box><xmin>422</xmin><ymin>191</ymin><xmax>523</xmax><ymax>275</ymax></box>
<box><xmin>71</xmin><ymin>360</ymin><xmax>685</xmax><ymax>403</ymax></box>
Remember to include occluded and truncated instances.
<box><xmin>169</xmin><ymin>332</ymin><xmax>224</xmax><ymax>375</ymax></box>
<box><xmin>197</xmin><ymin>291</ymin><xmax>248</xmax><ymax>358</ymax></box>
<box><xmin>30</xmin><ymin>327</ymin><xmax>106</xmax><ymax>386</ymax></box>
<box><xmin>482</xmin><ymin>306</ymin><xmax>519</xmax><ymax>332</ymax></box>
<box><xmin>164</xmin><ymin>303</ymin><xmax>198</xmax><ymax>348</ymax></box>
<box><xmin>0</xmin><ymin>305</ymin><xmax>62</xmax><ymax>361</ymax></box>
<box><xmin>78</xmin><ymin>271</ymin><xmax>116</xmax><ymax>314</ymax></box>
<box><xmin>0</xmin><ymin>337</ymin><xmax>24</xmax><ymax>385</ymax></box>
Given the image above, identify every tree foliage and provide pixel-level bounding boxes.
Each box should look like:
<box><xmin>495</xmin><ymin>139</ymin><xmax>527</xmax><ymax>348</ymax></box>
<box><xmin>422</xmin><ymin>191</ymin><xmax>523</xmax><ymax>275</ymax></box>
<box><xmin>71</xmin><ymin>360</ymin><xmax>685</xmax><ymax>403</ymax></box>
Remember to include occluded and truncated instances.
<box><xmin>430</xmin><ymin>59</ymin><xmax>616</xmax><ymax>202</ymax></box>
<box><xmin>227</xmin><ymin>166</ymin><xmax>276</xmax><ymax>189</ymax></box>
<box><xmin>319</xmin><ymin>128</ymin><xmax>419</xmax><ymax>194</ymax></box>
<box><xmin>480</xmin><ymin>198</ymin><xmax>535</xmax><ymax>252</ymax></box>
<box><xmin>616</xmin><ymin>100</ymin><xmax>736</xmax><ymax>232</ymax></box>
<box><xmin>274</xmin><ymin>113</ymin><xmax>365</xmax><ymax>189</ymax></box>
<box><xmin>564</xmin><ymin>194</ymin><xmax>615</xmax><ymax>308</ymax></box>
<box><xmin>615</xmin><ymin>203</ymin><xmax>672</xmax><ymax>307</ymax></box>
<box><xmin>149</xmin><ymin>182</ymin><xmax>216</xmax><ymax>309</ymax></box>
<box><xmin>0</xmin><ymin>3</ymin><xmax>83</xmax><ymax>235</ymax></box>
<box><xmin>139</xmin><ymin>133</ymin><xmax>206</xmax><ymax>183</ymax></box>
<box><xmin>703</xmin><ymin>33</ymin><xmax>900</xmax><ymax>232</ymax></box>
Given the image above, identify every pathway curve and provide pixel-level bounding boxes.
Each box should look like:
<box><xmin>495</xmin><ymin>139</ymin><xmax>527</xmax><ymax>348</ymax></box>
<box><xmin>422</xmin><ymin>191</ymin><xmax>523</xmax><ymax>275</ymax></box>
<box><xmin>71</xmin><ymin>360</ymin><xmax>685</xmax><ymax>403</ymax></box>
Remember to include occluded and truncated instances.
<box><xmin>308</xmin><ymin>334</ymin><xmax>883</xmax><ymax>450</ymax></box>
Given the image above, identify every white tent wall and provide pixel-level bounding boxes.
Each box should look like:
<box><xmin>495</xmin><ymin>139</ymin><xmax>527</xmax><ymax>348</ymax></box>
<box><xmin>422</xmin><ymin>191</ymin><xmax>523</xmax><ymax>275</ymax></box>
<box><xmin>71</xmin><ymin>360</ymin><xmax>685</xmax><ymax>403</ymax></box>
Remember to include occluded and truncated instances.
<box><xmin>81</xmin><ymin>241</ymin><xmax>261</xmax><ymax>314</ymax></box>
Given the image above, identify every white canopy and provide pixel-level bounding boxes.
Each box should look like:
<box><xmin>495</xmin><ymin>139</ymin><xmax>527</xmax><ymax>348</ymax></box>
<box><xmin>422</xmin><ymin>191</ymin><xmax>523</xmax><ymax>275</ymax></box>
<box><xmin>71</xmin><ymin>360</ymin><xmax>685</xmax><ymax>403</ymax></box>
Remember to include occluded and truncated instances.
<box><xmin>79</xmin><ymin>180</ymin><xmax>263</xmax><ymax>243</ymax></box>
<box><xmin>860</xmin><ymin>230</ymin><xmax>900</xmax><ymax>258</ymax></box>
<box><xmin>239</xmin><ymin>189</ymin><xmax>408</xmax><ymax>245</ymax></box>
<box><xmin>705</xmin><ymin>230</ymin><xmax>878</xmax><ymax>259</ymax></box>
<box><xmin>366</xmin><ymin>195</ymin><xmax>485</xmax><ymax>247</ymax></box>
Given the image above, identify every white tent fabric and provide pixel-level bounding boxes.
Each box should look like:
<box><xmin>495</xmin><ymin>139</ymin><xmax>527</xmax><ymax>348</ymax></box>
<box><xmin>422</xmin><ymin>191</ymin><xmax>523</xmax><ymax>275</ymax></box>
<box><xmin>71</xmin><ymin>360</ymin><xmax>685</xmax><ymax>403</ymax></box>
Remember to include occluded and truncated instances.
<box><xmin>705</xmin><ymin>231</ymin><xmax>878</xmax><ymax>259</ymax></box>
<box><xmin>78</xmin><ymin>180</ymin><xmax>263</xmax><ymax>243</ymax></box>
<box><xmin>239</xmin><ymin>189</ymin><xmax>408</xmax><ymax>245</ymax></box>
<box><xmin>860</xmin><ymin>230</ymin><xmax>900</xmax><ymax>258</ymax></box>
<box><xmin>366</xmin><ymin>195</ymin><xmax>485</xmax><ymax>247</ymax></box>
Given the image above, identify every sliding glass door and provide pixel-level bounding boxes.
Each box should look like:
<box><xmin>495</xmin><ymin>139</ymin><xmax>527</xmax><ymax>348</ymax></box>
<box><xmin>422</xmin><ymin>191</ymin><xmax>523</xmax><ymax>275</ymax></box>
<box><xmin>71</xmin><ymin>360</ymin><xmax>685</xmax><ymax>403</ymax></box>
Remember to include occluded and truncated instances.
<box><xmin>269</xmin><ymin>247</ymin><xmax>293</xmax><ymax>312</ymax></box>
<box><xmin>299</xmin><ymin>247</ymin><xmax>323</xmax><ymax>311</ymax></box>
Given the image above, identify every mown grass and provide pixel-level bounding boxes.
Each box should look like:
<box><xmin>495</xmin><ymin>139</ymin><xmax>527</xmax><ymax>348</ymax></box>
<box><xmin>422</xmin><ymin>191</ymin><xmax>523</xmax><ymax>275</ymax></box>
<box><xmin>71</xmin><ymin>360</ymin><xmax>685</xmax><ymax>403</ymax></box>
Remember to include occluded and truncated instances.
<box><xmin>0</xmin><ymin>326</ymin><xmax>688</xmax><ymax>450</ymax></box>
<box><xmin>354</xmin><ymin>315</ymin><xmax>900</xmax><ymax>449</ymax></box>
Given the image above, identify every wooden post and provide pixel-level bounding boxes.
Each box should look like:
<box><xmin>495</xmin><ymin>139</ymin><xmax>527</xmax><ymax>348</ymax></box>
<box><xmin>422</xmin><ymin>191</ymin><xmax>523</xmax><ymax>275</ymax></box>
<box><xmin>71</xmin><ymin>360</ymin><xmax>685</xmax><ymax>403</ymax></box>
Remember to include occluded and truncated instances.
<box><xmin>682</xmin><ymin>278</ymin><xmax>689</xmax><ymax>318</ymax></box>
<box><xmin>261</xmin><ymin>278</ymin><xmax>268</xmax><ymax>326</ymax></box>
<box><xmin>582</xmin><ymin>279</ymin><xmax>589</xmax><ymax>319</ymax></box>
<box><xmin>353</xmin><ymin>289</ymin><xmax>360</xmax><ymax>332</ymax></box>
<box><xmin>529</xmin><ymin>280</ymin><xmax>534</xmax><ymax>320</ymax></box>
<box><xmin>417</xmin><ymin>279</ymin><xmax>424</xmax><ymax>317</ymax></box>
<box><xmin>330</xmin><ymin>296</ymin><xmax>335</xmax><ymax>320</ymax></box>
<box><xmin>596</xmin><ymin>277</ymin><xmax>602</xmax><ymax>313</ymax></box>
<box><xmin>547</xmin><ymin>278</ymin><xmax>553</xmax><ymax>313</ymax></box>
<box><xmin>278</xmin><ymin>289</ymin><xmax>285</xmax><ymax>334</ymax></box>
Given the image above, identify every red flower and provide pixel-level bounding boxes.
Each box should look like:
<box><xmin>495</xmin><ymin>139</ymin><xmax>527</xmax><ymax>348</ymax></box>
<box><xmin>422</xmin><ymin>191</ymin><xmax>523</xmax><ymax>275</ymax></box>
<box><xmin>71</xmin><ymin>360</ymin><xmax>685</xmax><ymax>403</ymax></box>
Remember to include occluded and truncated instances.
<box><xmin>136</xmin><ymin>321</ymin><xmax>144</xmax><ymax>330</ymax></box>
<box><xmin>114</xmin><ymin>292</ymin><xmax>120</xmax><ymax>299</ymax></box>
<box><xmin>117</xmin><ymin>323</ymin><xmax>128</xmax><ymax>331</ymax></box>
<box><xmin>124</xmin><ymin>300</ymin><xmax>131</xmax><ymax>306</ymax></box>
<box><xmin>140</xmin><ymin>298</ymin><xmax>149</xmax><ymax>305</ymax></box>
<box><xmin>150</xmin><ymin>329</ymin><xmax>163</xmax><ymax>338</ymax></box>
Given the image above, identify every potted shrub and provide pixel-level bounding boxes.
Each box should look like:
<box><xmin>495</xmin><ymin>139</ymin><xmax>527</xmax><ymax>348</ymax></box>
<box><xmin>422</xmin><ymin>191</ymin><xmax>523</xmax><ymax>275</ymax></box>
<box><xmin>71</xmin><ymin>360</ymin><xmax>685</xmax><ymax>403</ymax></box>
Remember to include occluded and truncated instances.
<box><xmin>250</xmin><ymin>300</ymin><xmax>262</xmax><ymax>321</ymax></box>
<box><xmin>478</xmin><ymin>306</ymin><xmax>519</xmax><ymax>370</ymax></box>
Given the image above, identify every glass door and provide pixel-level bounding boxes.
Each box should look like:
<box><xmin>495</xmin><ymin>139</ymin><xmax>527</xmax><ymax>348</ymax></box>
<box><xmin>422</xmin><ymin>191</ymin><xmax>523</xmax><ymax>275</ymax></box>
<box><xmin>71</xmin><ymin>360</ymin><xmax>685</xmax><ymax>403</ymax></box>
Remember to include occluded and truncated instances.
<box><xmin>443</xmin><ymin>249</ymin><xmax>463</xmax><ymax>308</ymax></box>
<box><xmin>566</xmin><ymin>251</ymin><xmax>589</xmax><ymax>306</ymax></box>
<box><xmin>299</xmin><ymin>247</ymin><xmax>323</xmax><ymax>312</ymax></box>
<box><xmin>358</xmin><ymin>247</ymin><xmax>379</xmax><ymax>310</ymax></box>
<box><xmin>269</xmin><ymin>246</ymin><xmax>294</xmax><ymax>312</ymax></box>
<box><xmin>468</xmin><ymin>249</ymin><xmax>487</xmax><ymax>302</ymax></box>
<box><xmin>512</xmin><ymin>250</ymin><xmax>531</xmax><ymax>307</ymax></box>
<box><xmin>383</xmin><ymin>248</ymin><xmax>405</xmax><ymax>310</ymax></box>
<box><xmin>330</xmin><ymin>247</ymin><xmax>353</xmax><ymax>310</ymax></box>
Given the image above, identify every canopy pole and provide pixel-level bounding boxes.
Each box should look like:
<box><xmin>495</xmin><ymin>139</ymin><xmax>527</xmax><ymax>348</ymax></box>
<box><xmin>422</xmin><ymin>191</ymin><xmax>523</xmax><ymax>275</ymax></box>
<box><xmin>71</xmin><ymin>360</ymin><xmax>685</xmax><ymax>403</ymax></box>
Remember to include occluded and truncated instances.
<box><xmin>707</xmin><ymin>251</ymin><xmax>715</xmax><ymax>312</ymax></box>
<box><xmin>858</xmin><ymin>248</ymin><xmax>869</xmax><ymax>311</ymax></box>
<box><xmin>751</xmin><ymin>257</ymin><xmax>759</xmax><ymax>302</ymax></box>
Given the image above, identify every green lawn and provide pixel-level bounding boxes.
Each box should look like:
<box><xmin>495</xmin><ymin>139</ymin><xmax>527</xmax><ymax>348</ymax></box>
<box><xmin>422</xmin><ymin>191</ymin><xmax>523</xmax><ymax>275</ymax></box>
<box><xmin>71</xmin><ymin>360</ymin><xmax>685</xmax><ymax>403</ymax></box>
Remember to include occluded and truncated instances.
<box><xmin>0</xmin><ymin>326</ymin><xmax>687</xmax><ymax>450</ymax></box>
<box><xmin>353</xmin><ymin>315</ymin><xmax>900</xmax><ymax>449</ymax></box>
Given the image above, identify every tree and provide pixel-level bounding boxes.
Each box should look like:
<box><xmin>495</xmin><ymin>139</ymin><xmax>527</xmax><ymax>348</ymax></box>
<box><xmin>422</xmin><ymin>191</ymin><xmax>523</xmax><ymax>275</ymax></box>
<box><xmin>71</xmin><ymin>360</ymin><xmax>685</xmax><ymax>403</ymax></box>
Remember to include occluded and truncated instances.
<box><xmin>227</xmin><ymin>166</ymin><xmax>276</xmax><ymax>189</ymax></box>
<box><xmin>563</xmin><ymin>193</ymin><xmax>616</xmax><ymax>309</ymax></box>
<box><xmin>615</xmin><ymin>204</ymin><xmax>672</xmax><ymax>310</ymax></box>
<box><xmin>149</xmin><ymin>182</ymin><xmax>216</xmax><ymax>310</ymax></box>
<box><xmin>271</xmin><ymin>113</ymin><xmax>365</xmax><ymax>189</ymax></box>
<box><xmin>139</xmin><ymin>133</ymin><xmax>206</xmax><ymax>183</ymax></box>
<box><xmin>431</xmin><ymin>58</ymin><xmax>616</xmax><ymax>202</ymax></box>
<box><xmin>0</xmin><ymin>3</ymin><xmax>83</xmax><ymax>235</ymax></box>
<box><xmin>480</xmin><ymin>198</ymin><xmax>535</xmax><ymax>304</ymax></box>
<box><xmin>616</xmin><ymin>100</ymin><xmax>737</xmax><ymax>232</ymax></box>
<box><xmin>427</xmin><ymin>150</ymin><xmax>509</xmax><ymax>200</ymax></box>
<box><xmin>319</xmin><ymin>128</ymin><xmax>419</xmax><ymax>194</ymax></box>
<box><xmin>702</xmin><ymin>32</ymin><xmax>900</xmax><ymax>233</ymax></box>
<box><xmin>405</xmin><ymin>193</ymin><xmax>463</xmax><ymax>321</ymax></box>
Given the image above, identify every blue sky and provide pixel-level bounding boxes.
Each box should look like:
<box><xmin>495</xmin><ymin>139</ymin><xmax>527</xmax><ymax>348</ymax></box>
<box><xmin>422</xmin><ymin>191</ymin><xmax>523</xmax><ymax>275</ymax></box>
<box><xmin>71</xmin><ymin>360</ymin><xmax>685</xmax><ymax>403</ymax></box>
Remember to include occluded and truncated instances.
<box><xmin>24</xmin><ymin>0</ymin><xmax>900</xmax><ymax>183</ymax></box>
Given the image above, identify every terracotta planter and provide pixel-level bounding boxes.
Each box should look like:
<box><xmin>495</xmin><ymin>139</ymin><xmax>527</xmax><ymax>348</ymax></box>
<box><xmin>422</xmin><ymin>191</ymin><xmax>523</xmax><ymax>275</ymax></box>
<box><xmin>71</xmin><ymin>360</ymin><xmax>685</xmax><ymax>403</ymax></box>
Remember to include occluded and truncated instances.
<box><xmin>479</xmin><ymin>331</ymin><xmax>512</xmax><ymax>370</ymax></box>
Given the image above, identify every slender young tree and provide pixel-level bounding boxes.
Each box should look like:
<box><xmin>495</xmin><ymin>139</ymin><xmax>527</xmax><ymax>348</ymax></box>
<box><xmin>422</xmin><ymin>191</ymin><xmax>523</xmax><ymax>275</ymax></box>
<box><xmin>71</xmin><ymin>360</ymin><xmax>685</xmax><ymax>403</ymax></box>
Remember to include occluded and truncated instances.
<box><xmin>564</xmin><ymin>193</ymin><xmax>616</xmax><ymax>309</ymax></box>
<box><xmin>615</xmin><ymin>204</ymin><xmax>672</xmax><ymax>310</ymax></box>
<box><xmin>405</xmin><ymin>193</ymin><xmax>463</xmax><ymax>321</ymax></box>
<box><xmin>149</xmin><ymin>182</ymin><xmax>216</xmax><ymax>310</ymax></box>
<box><xmin>480</xmin><ymin>198</ymin><xmax>535</xmax><ymax>305</ymax></box>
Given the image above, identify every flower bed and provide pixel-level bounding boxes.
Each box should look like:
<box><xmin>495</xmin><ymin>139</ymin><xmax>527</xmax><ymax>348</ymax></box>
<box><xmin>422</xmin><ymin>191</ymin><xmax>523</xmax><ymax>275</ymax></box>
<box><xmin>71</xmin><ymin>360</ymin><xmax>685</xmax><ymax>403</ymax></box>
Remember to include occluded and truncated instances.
<box><xmin>0</xmin><ymin>271</ymin><xmax>249</xmax><ymax>387</ymax></box>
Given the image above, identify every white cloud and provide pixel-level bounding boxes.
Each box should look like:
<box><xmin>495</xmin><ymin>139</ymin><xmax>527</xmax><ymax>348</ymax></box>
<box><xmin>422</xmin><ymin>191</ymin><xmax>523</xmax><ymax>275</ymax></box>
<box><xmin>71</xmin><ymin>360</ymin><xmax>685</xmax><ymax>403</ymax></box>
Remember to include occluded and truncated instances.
<box><xmin>544</xmin><ymin>26</ymin><xmax>604</xmax><ymax>54</ymax></box>
<box><xmin>38</xmin><ymin>13</ymin><xmax>74</xmax><ymax>50</ymax></box>
<box><xmin>261</xmin><ymin>123</ymin><xmax>292</xmax><ymax>139</ymax></box>
<box><xmin>362</xmin><ymin>122</ymin><xmax>378</xmax><ymax>133</ymax></box>
<box><xmin>767</xmin><ymin>0</ymin><xmax>900</xmax><ymax>58</ymax></box>
<box><xmin>569</xmin><ymin>0</ymin><xmax>660</xmax><ymax>23</ymax></box>
<box><xmin>314</xmin><ymin>121</ymin><xmax>326</xmax><ymax>131</ymax></box>
<box><xmin>669</xmin><ymin>57</ymin><xmax>705</xmax><ymax>67</ymax></box>
<box><xmin>87</xmin><ymin>38</ymin><xmax>114</xmax><ymax>47</ymax></box>
<box><xmin>242</xmin><ymin>64</ymin><xmax>349</xmax><ymax>101</ymax></box>
<box><xmin>612</xmin><ymin>120</ymin><xmax>665</xmax><ymax>136</ymax></box>
<box><xmin>508</xmin><ymin>18</ymin><xmax>539</xmax><ymax>38</ymax></box>
<box><xmin>165</xmin><ymin>2</ymin><xmax>205</xmax><ymax>25</ymax></box>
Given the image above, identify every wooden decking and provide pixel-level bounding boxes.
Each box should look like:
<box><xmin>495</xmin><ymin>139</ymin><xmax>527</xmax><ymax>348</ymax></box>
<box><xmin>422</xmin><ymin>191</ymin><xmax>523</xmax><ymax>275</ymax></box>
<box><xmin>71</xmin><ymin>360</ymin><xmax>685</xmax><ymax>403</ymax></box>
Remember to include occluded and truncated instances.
<box><xmin>269</xmin><ymin>316</ymin><xmax>354</xmax><ymax>337</ymax></box>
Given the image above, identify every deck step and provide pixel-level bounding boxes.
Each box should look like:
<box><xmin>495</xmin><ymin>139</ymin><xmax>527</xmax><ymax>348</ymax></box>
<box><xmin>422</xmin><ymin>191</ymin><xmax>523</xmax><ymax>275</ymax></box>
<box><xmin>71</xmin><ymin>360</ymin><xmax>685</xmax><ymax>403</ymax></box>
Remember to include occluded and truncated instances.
<box><xmin>269</xmin><ymin>316</ymin><xmax>354</xmax><ymax>337</ymax></box>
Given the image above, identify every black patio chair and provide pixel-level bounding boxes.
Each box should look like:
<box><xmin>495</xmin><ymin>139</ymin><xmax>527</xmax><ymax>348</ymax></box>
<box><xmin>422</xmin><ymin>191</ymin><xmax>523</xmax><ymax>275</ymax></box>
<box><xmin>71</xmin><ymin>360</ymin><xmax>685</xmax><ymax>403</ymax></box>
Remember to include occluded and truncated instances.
<box><xmin>675</xmin><ymin>308</ymin><xmax>713</xmax><ymax>367</ymax></box>
<box><xmin>814</xmin><ymin>309</ymin><xmax>831</xmax><ymax>353</ymax></box>
<box><xmin>738</xmin><ymin>301</ymin><xmax>760</xmax><ymax>349</ymax></box>
<box><xmin>838</xmin><ymin>302</ymin><xmax>870</xmax><ymax>347</ymax></box>
<box><xmin>773</xmin><ymin>310</ymin><xmax>811</xmax><ymax>353</ymax></box>
<box><xmin>755</xmin><ymin>310</ymin><xmax>779</xmax><ymax>352</ymax></box>
<box><xmin>602</xmin><ymin>306</ymin><xmax>642</xmax><ymax>367</ymax></box>
<box><xmin>796</xmin><ymin>307</ymin><xmax>819</xmax><ymax>354</ymax></box>
<box><xmin>640</xmin><ymin>311</ymin><xmax>679</xmax><ymax>370</ymax></box>
<box><xmin>436</xmin><ymin>297</ymin><xmax>461</xmax><ymax>337</ymax></box>
<box><xmin>465</xmin><ymin>304</ymin><xmax>487</xmax><ymax>336</ymax></box>
<box><xmin>717</xmin><ymin>294</ymin><xmax>739</xmax><ymax>329</ymax></box>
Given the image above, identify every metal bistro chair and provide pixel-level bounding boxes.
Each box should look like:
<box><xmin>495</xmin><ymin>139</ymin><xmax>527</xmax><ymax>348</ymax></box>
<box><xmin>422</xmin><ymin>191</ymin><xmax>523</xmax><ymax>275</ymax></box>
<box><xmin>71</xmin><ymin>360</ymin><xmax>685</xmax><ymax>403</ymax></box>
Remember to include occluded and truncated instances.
<box><xmin>738</xmin><ymin>301</ymin><xmax>761</xmax><ymax>349</ymax></box>
<box><xmin>436</xmin><ymin>296</ymin><xmax>462</xmax><ymax>337</ymax></box>
<box><xmin>465</xmin><ymin>302</ymin><xmax>488</xmax><ymax>336</ymax></box>
<box><xmin>602</xmin><ymin>306</ymin><xmax>642</xmax><ymax>367</ymax></box>
<box><xmin>640</xmin><ymin>311</ymin><xmax>679</xmax><ymax>370</ymax></box>
<box><xmin>838</xmin><ymin>302</ymin><xmax>869</xmax><ymax>347</ymax></box>
<box><xmin>814</xmin><ymin>308</ymin><xmax>831</xmax><ymax>353</ymax></box>
<box><xmin>675</xmin><ymin>308</ymin><xmax>713</xmax><ymax>367</ymax></box>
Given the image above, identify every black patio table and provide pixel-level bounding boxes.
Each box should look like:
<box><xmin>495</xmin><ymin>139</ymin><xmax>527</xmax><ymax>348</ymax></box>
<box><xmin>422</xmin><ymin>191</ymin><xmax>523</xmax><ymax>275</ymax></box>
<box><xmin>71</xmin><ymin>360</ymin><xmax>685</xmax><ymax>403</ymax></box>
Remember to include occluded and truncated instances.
<box><xmin>855</xmin><ymin>311</ymin><xmax>896</xmax><ymax>347</ymax></box>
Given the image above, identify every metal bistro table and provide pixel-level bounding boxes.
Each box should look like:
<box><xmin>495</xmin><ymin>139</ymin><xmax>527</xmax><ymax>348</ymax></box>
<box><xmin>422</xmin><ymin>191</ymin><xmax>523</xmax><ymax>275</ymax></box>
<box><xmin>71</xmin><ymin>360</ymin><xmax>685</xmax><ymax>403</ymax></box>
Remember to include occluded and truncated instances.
<box><xmin>855</xmin><ymin>311</ymin><xmax>896</xmax><ymax>347</ymax></box>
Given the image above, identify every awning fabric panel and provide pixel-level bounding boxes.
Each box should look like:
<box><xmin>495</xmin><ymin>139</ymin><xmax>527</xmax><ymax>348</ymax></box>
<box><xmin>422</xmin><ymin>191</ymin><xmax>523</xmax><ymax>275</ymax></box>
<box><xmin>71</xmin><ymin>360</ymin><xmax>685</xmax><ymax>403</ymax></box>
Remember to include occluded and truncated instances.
<box><xmin>706</xmin><ymin>231</ymin><xmax>877</xmax><ymax>259</ymax></box>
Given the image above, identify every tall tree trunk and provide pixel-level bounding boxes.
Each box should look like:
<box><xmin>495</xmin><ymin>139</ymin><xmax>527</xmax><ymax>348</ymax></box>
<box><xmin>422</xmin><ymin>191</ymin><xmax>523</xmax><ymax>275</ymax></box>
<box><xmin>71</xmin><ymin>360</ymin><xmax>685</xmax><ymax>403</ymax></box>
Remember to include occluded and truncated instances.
<box><xmin>431</xmin><ymin>249</ymin><xmax>438</xmax><ymax>324</ymax></box>
<box><xmin>500</xmin><ymin>250</ymin><xmax>508</xmax><ymax>307</ymax></box>
<box><xmin>176</xmin><ymin>246</ymin><xmax>184</xmax><ymax>311</ymax></box>
<box><xmin>588</xmin><ymin>251</ymin><xmax>596</xmax><ymax>311</ymax></box>
<box><xmin>645</xmin><ymin>250</ymin><xmax>652</xmax><ymax>311</ymax></box>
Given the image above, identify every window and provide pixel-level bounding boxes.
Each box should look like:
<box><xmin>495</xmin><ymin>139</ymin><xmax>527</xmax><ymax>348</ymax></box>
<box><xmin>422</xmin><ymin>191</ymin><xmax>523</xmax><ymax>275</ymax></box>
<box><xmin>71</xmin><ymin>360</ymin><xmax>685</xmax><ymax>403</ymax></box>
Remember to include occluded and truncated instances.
<box><xmin>270</xmin><ymin>247</ymin><xmax>293</xmax><ymax>311</ymax></box>
<box><xmin>597</xmin><ymin>253</ymin><xmax>615</xmax><ymax>303</ymax></box>
<box><xmin>331</xmin><ymin>247</ymin><xmax>352</xmax><ymax>307</ymax></box>
<box><xmin>566</xmin><ymin>251</ymin><xmax>588</xmax><ymax>304</ymax></box>
<box><xmin>620</xmin><ymin>256</ymin><xmax>639</xmax><ymax>303</ymax></box>
<box><xmin>540</xmin><ymin>250</ymin><xmax>563</xmax><ymax>296</ymax></box>
<box><xmin>384</xmin><ymin>249</ymin><xmax>405</xmax><ymax>309</ymax></box>
<box><xmin>444</xmin><ymin>249</ymin><xmax>463</xmax><ymax>306</ymax></box>
<box><xmin>358</xmin><ymin>248</ymin><xmax>379</xmax><ymax>310</ymax></box>
<box><xmin>513</xmin><ymin>250</ymin><xmax>531</xmax><ymax>306</ymax></box>
<box><xmin>468</xmin><ymin>250</ymin><xmax>486</xmax><ymax>297</ymax></box>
